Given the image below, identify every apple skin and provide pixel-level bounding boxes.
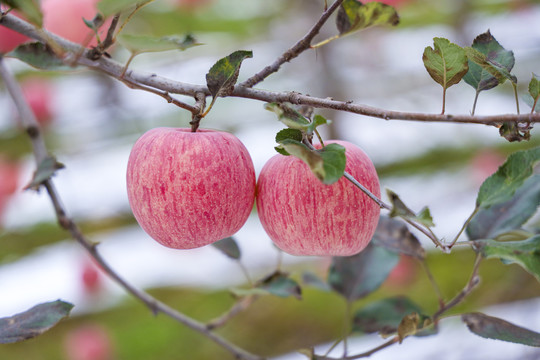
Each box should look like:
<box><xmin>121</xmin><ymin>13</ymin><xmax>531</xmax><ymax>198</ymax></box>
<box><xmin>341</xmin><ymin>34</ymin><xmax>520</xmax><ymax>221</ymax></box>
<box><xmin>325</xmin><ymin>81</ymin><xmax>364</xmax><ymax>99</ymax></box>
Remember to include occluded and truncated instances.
<box><xmin>256</xmin><ymin>140</ymin><xmax>380</xmax><ymax>256</ymax></box>
<box><xmin>126</xmin><ymin>128</ymin><xmax>256</xmax><ymax>249</ymax></box>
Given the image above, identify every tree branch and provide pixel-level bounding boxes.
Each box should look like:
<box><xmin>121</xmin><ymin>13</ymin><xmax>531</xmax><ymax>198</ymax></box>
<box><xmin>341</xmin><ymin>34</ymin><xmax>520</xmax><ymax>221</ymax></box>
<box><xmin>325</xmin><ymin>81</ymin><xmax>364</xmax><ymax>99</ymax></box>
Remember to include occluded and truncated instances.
<box><xmin>0</xmin><ymin>55</ymin><xmax>264</xmax><ymax>360</ymax></box>
<box><xmin>240</xmin><ymin>0</ymin><xmax>345</xmax><ymax>88</ymax></box>
<box><xmin>2</xmin><ymin>13</ymin><xmax>539</xmax><ymax>126</ymax></box>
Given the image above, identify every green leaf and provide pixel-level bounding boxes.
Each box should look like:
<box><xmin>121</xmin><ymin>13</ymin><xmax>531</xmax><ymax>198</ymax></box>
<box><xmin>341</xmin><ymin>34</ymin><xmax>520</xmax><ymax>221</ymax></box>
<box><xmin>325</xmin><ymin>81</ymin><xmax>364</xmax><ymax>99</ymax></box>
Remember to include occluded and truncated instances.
<box><xmin>336</xmin><ymin>0</ymin><xmax>399</xmax><ymax>36</ymax></box>
<box><xmin>7</xmin><ymin>43</ymin><xmax>70</xmax><ymax>70</ymax></box>
<box><xmin>386</xmin><ymin>189</ymin><xmax>435</xmax><ymax>228</ymax></box>
<box><xmin>529</xmin><ymin>73</ymin><xmax>540</xmax><ymax>100</ymax></box>
<box><xmin>463</xmin><ymin>30</ymin><xmax>515</xmax><ymax>93</ymax></box>
<box><xmin>352</xmin><ymin>296</ymin><xmax>433</xmax><ymax>339</ymax></box>
<box><xmin>280</xmin><ymin>138</ymin><xmax>324</xmax><ymax>176</ymax></box>
<box><xmin>372</xmin><ymin>216</ymin><xmax>426</xmax><ymax>259</ymax></box>
<box><xmin>265</xmin><ymin>103</ymin><xmax>328</xmax><ymax>137</ymax></box>
<box><xmin>475</xmin><ymin>235</ymin><xmax>540</xmax><ymax>282</ymax></box>
<box><xmin>274</xmin><ymin>128</ymin><xmax>303</xmax><ymax>155</ymax></box>
<box><xmin>278</xmin><ymin>140</ymin><xmax>346</xmax><ymax>185</ymax></box>
<box><xmin>476</xmin><ymin>147</ymin><xmax>540</xmax><ymax>208</ymax></box>
<box><xmin>301</xmin><ymin>271</ymin><xmax>331</xmax><ymax>292</ymax></box>
<box><xmin>462</xmin><ymin>312</ymin><xmax>540</xmax><ymax>347</ymax></box>
<box><xmin>467</xmin><ymin>175</ymin><xmax>540</xmax><ymax>240</ymax></box>
<box><xmin>205</xmin><ymin>50</ymin><xmax>252</xmax><ymax>99</ymax></box>
<box><xmin>1</xmin><ymin>0</ymin><xmax>42</xmax><ymax>26</ymax></box>
<box><xmin>258</xmin><ymin>271</ymin><xmax>302</xmax><ymax>300</ymax></box>
<box><xmin>318</xmin><ymin>143</ymin><xmax>346</xmax><ymax>185</ymax></box>
<box><xmin>526</xmin><ymin>73</ymin><xmax>540</xmax><ymax>113</ymax></box>
<box><xmin>211</xmin><ymin>237</ymin><xmax>241</xmax><ymax>260</ymax></box>
<box><xmin>275</xmin><ymin>128</ymin><xmax>303</xmax><ymax>144</ymax></box>
<box><xmin>25</xmin><ymin>156</ymin><xmax>65</xmax><ymax>190</ymax></box>
<box><xmin>118</xmin><ymin>33</ymin><xmax>200</xmax><ymax>54</ymax></box>
<box><xmin>328</xmin><ymin>243</ymin><xmax>400</xmax><ymax>302</ymax></box>
<box><xmin>0</xmin><ymin>300</ymin><xmax>73</xmax><ymax>344</ymax></box>
<box><xmin>265</xmin><ymin>103</ymin><xmax>310</xmax><ymax>129</ymax></box>
<box><xmin>524</xmin><ymin>94</ymin><xmax>540</xmax><ymax>113</ymax></box>
<box><xmin>97</xmin><ymin>0</ymin><xmax>152</xmax><ymax>17</ymax></box>
<box><xmin>422</xmin><ymin>37</ymin><xmax>469</xmax><ymax>90</ymax></box>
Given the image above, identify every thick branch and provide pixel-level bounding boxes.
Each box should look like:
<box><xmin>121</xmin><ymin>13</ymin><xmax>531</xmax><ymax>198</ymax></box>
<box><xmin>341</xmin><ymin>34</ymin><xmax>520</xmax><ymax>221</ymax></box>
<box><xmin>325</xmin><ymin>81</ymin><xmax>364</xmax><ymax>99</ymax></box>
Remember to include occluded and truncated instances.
<box><xmin>240</xmin><ymin>0</ymin><xmax>345</xmax><ymax>88</ymax></box>
<box><xmin>2</xmin><ymin>13</ymin><xmax>539</xmax><ymax>126</ymax></box>
<box><xmin>0</xmin><ymin>56</ymin><xmax>264</xmax><ymax>360</ymax></box>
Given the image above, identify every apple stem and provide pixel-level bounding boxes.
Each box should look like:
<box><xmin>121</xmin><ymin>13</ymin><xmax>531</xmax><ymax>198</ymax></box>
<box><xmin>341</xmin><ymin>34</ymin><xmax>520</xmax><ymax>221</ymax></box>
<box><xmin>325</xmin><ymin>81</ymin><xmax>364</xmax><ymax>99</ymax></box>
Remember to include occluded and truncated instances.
<box><xmin>190</xmin><ymin>92</ymin><xmax>207</xmax><ymax>132</ymax></box>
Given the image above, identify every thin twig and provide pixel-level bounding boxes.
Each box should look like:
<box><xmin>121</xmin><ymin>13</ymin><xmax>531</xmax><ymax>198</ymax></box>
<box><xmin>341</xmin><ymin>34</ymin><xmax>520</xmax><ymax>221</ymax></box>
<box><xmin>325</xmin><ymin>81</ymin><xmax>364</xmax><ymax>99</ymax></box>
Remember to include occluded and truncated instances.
<box><xmin>206</xmin><ymin>295</ymin><xmax>259</xmax><ymax>330</ymax></box>
<box><xmin>2</xmin><ymin>13</ymin><xmax>540</xmax><ymax>126</ymax></box>
<box><xmin>315</xmin><ymin>337</ymin><xmax>400</xmax><ymax>360</ymax></box>
<box><xmin>0</xmin><ymin>56</ymin><xmax>264</xmax><ymax>360</ymax></box>
<box><xmin>420</xmin><ymin>259</ymin><xmax>445</xmax><ymax>307</ymax></box>
<box><xmin>240</xmin><ymin>0</ymin><xmax>345</xmax><ymax>88</ymax></box>
<box><xmin>449</xmin><ymin>206</ymin><xmax>479</xmax><ymax>248</ymax></box>
<box><xmin>432</xmin><ymin>252</ymin><xmax>482</xmax><ymax>320</ymax></box>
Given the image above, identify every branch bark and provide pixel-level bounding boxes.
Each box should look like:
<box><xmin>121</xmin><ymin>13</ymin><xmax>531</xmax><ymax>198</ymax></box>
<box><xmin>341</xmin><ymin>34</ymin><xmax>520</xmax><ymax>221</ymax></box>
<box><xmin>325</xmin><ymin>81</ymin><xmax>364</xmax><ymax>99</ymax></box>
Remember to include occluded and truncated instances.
<box><xmin>0</xmin><ymin>55</ymin><xmax>264</xmax><ymax>360</ymax></box>
<box><xmin>1</xmin><ymin>13</ymin><xmax>539</xmax><ymax>126</ymax></box>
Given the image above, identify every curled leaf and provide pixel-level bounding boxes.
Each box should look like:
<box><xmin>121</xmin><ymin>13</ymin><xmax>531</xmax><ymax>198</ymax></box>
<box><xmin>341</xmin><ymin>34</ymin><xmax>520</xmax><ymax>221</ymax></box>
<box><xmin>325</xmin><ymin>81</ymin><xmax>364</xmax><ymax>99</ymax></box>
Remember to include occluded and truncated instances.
<box><xmin>372</xmin><ymin>216</ymin><xmax>425</xmax><ymax>259</ymax></box>
<box><xmin>25</xmin><ymin>156</ymin><xmax>65</xmax><ymax>190</ymax></box>
<box><xmin>336</xmin><ymin>0</ymin><xmax>399</xmax><ymax>36</ymax></box>
<box><xmin>463</xmin><ymin>312</ymin><xmax>540</xmax><ymax>347</ymax></box>
<box><xmin>206</xmin><ymin>50</ymin><xmax>253</xmax><ymax>99</ymax></box>
<box><xmin>0</xmin><ymin>300</ymin><xmax>73</xmax><ymax>344</ymax></box>
<box><xmin>211</xmin><ymin>237</ymin><xmax>241</xmax><ymax>260</ymax></box>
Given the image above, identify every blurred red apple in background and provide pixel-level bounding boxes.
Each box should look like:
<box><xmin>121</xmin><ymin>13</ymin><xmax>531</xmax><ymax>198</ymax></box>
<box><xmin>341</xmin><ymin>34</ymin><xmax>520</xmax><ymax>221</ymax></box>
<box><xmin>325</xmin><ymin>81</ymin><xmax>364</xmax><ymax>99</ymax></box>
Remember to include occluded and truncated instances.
<box><xmin>470</xmin><ymin>149</ymin><xmax>505</xmax><ymax>186</ymax></box>
<box><xmin>0</xmin><ymin>7</ymin><xmax>29</xmax><ymax>53</ymax></box>
<box><xmin>0</xmin><ymin>156</ymin><xmax>20</xmax><ymax>222</ymax></box>
<box><xmin>81</xmin><ymin>259</ymin><xmax>103</xmax><ymax>295</ymax></box>
<box><xmin>175</xmin><ymin>0</ymin><xmax>214</xmax><ymax>10</ymax></box>
<box><xmin>64</xmin><ymin>324</ymin><xmax>114</xmax><ymax>360</ymax></box>
<box><xmin>256</xmin><ymin>140</ymin><xmax>381</xmax><ymax>256</ymax></box>
<box><xmin>386</xmin><ymin>255</ymin><xmax>417</xmax><ymax>287</ymax></box>
<box><xmin>20</xmin><ymin>77</ymin><xmax>54</xmax><ymax>126</ymax></box>
<box><xmin>126</xmin><ymin>128</ymin><xmax>256</xmax><ymax>249</ymax></box>
<box><xmin>42</xmin><ymin>0</ymin><xmax>107</xmax><ymax>45</ymax></box>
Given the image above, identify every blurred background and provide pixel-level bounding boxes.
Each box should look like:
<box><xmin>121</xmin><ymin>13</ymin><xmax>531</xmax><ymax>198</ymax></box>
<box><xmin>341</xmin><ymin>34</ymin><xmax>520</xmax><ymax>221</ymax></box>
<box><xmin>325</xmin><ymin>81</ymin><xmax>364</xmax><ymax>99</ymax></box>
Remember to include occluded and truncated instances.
<box><xmin>0</xmin><ymin>0</ymin><xmax>540</xmax><ymax>359</ymax></box>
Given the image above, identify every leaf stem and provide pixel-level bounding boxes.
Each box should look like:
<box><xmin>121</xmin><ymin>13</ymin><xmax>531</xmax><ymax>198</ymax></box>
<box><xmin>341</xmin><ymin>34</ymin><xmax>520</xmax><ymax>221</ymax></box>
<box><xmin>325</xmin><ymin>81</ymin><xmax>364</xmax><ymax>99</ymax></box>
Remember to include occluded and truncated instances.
<box><xmin>206</xmin><ymin>295</ymin><xmax>259</xmax><ymax>331</ymax></box>
<box><xmin>315</xmin><ymin>337</ymin><xmax>399</xmax><ymax>360</ymax></box>
<box><xmin>115</xmin><ymin>0</ymin><xmax>156</xmax><ymax>41</ymax></box>
<box><xmin>441</xmin><ymin>87</ymin><xmax>446</xmax><ymax>115</ymax></box>
<box><xmin>420</xmin><ymin>258</ymin><xmax>445</xmax><ymax>308</ymax></box>
<box><xmin>449</xmin><ymin>206</ymin><xmax>479</xmax><ymax>248</ymax></box>
<box><xmin>471</xmin><ymin>90</ymin><xmax>480</xmax><ymax>115</ymax></box>
<box><xmin>512</xmin><ymin>82</ymin><xmax>520</xmax><ymax>114</ymax></box>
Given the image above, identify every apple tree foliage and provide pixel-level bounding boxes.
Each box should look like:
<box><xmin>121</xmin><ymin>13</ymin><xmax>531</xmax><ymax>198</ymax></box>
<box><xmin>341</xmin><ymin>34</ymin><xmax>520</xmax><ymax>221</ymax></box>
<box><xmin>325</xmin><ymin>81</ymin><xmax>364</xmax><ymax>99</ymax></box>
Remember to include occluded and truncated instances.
<box><xmin>1</xmin><ymin>0</ymin><xmax>540</xmax><ymax>358</ymax></box>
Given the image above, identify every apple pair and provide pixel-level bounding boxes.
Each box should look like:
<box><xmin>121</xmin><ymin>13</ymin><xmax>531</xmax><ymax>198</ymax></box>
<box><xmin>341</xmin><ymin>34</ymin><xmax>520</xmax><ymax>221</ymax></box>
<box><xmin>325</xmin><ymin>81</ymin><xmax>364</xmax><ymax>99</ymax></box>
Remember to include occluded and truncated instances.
<box><xmin>126</xmin><ymin>127</ymin><xmax>380</xmax><ymax>257</ymax></box>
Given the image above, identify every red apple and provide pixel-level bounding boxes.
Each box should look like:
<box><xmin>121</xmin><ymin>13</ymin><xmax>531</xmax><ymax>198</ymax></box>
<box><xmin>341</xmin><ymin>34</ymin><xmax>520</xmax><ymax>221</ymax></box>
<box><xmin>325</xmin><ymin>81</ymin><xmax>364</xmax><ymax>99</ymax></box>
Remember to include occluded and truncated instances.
<box><xmin>21</xmin><ymin>77</ymin><xmax>54</xmax><ymax>126</ymax></box>
<box><xmin>42</xmin><ymin>0</ymin><xmax>107</xmax><ymax>46</ymax></box>
<box><xmin>81</xmin><ymin>260</ymin><xmax>102</xmax><ymax>295</ymax></box>
<box><xmin>126</xmin><ymin>128</ymin><xmax>256</xmax><ymax>249</ymax></box>
<box><xmin>256</xmin><ymin>140</ymin><xmax>380</xmax><ymax>256</ymax></box>
<box><xmin>386</xmin><ymin>255</ymin><xmax>417</xmax><ymax>286</ymax></box>
<box><xmin>470</xmin><ymin>150</ymin><xmax>505</xmax><ymax>186</ymax></box>
<box><xmin>175</xmin><ymin>0</ymin><xmax>213</xmax><ymax>10</ymax></box>
<box><xmin>0</xmin><ymin>157</ymin><xmax>20</xmax><ymax>221</ymax></box>
<box><xmin>0</xmin><ymin>8</ymin><xmax>29</xmax><ymax>53</ymax></box>
<box><xmin>64</xmin><ymin>324</ymin><xmax>113</xmax><ymax>360</ymax></box>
